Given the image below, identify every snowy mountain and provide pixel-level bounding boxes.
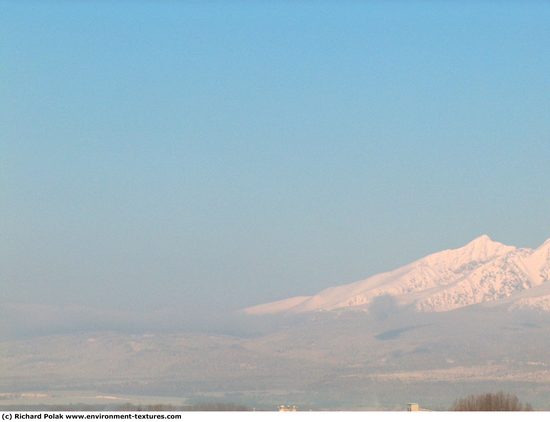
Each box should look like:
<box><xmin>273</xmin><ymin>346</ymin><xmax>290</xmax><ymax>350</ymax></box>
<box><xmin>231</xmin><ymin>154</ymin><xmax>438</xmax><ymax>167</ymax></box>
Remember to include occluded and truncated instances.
<box><xmin>244</xmin><ymin>235</ymin><xmax>550</xmax><ymax>315</ymax></box>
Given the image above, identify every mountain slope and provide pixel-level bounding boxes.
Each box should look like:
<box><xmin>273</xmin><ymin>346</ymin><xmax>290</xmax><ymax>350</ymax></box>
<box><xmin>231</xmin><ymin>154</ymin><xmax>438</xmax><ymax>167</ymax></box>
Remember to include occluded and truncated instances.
<box><xmin>244</xmin><ymin>235</ymin><xmax>550</xmax><ymax>315</ymax></box>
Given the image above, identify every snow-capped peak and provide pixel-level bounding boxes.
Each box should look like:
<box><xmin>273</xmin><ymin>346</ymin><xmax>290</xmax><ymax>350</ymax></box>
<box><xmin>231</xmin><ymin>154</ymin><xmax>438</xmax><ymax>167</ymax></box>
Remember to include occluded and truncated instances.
<box><xmin>419</xmin><ymin>234</ymin><xmax>515</xmax><ymax>272</ymax></box>
<box><xmin>244</xmin><ymin>235</ymin><xmax>550</xmax><ymax>315</ymax></box>
<box><xmin>457</xmin><ymin>234</ymin><xmax>515</xmax><ymax>261</ymax></box>
<box><xmin>469</xmin><ymin>234</ymin><xmax>493</xmax><ymax>244</ymax></box>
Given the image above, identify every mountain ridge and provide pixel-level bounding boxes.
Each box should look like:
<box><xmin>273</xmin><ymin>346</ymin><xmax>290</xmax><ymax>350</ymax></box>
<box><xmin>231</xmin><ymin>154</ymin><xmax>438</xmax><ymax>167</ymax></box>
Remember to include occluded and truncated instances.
<box><xmin>244</xmin><ymin>235</ymin><xmax>550</xmax><ymax>315</ymax></box>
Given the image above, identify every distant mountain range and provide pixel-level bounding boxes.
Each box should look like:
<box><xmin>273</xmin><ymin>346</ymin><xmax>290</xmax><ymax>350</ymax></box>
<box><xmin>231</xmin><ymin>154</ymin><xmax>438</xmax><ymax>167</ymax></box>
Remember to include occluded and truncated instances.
<box><xmin>5</xmin><ymin>235</ymin><xmax>550</xmax><ymax>410</ymax></box>
<box><xmin>245</xmin><ymin>235</ymin><xmax>550</xmax><ymax>315</ymax></box>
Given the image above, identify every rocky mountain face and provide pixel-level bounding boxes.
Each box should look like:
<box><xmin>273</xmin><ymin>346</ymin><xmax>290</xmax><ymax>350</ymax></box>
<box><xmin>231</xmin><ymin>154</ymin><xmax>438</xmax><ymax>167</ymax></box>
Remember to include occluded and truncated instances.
<box><xmin>245</xmin><ymin>235</ymin><xmax>550</xmax><ymax>315</ymax></box>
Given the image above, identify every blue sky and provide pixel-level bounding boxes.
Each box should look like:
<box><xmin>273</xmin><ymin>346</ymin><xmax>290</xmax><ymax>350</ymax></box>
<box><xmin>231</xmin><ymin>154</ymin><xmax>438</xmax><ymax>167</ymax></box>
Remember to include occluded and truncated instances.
<box><xmin>2</xmin><ymin>1</ymin><xmax>550</xmax><ymax>329</ymax></box>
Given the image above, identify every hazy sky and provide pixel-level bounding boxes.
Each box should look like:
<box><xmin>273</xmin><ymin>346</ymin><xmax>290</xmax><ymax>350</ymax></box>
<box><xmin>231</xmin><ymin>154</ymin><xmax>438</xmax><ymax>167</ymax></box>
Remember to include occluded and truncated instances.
<box><xmin>2</xmin><ymin>2</ymin><xmax>550</xmax><ymax>332</ymax></box>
